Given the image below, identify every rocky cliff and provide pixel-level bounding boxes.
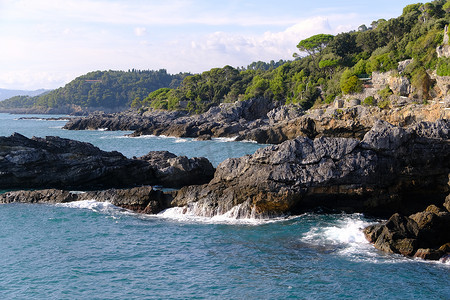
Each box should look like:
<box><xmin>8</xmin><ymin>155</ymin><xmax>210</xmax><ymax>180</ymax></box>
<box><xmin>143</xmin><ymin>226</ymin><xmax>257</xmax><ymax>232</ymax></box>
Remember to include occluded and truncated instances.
<box><xmin>172</xmin><ymin>120</ymin><xmax>450</xmax><ymax>218</ymax></box>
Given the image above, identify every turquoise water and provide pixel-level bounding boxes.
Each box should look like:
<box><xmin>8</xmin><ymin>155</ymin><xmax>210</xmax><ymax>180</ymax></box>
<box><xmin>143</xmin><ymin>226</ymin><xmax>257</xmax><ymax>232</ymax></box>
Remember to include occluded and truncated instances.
<box><xmin>0</xmin><ymin>114</ymin><xmax>449</xmax><ymax>299</ymax></box>
<box><xmin>0</xmin><ymin>113</ymin><xmax>265</xmax><ymax>167</ymax></box>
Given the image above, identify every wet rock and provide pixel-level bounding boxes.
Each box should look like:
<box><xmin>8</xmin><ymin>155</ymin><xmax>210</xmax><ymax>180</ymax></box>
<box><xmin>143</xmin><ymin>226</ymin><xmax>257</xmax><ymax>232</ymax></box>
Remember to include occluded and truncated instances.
<box><xmin>363</xmin><ymin>213</ymin><xmax>419</xmax><ymax>256</ymax></box>
<box><xmin>414</xmin><ymin>248</ymin><xmax>445</xmax><ymax>260</ymax></box>
<box><xmin>79</xmin><ymin>186</ymin><xmax>173</xmax><ymax>214</ymax></box>
<box><xmin>364</xmin><ymin>205</ymin><xmax>450</xmax><ymax>260</ymax></box>
<box><xmin>0</xmin><ymin>189</ymin><xmax>76</xmax><ymax>204</ymax></box>
<box><xmin>0</xmin><ymin>186</ymin><xmax>173</xmax><ymax>215</ymax></box>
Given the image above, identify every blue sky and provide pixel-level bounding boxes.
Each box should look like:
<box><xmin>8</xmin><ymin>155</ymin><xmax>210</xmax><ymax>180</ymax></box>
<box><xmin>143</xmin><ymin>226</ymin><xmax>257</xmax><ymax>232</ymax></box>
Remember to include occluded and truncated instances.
<box><xmin>0</xmin><ymin>0</ymin><xmax>418</xmax><ymax>90</ymax></box>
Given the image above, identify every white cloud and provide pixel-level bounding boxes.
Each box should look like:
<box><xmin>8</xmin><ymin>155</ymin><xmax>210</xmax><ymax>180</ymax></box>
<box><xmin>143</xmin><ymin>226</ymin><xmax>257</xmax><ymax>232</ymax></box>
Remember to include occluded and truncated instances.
<box><xmin>134</xmin><ymin>27</ymin><xmax>146</xmax><ymax>37</ymax></box>
<box><xmin>176</xmin><ymin>15</ymin><xmax>337</xmax><ymax>71</ymax></box>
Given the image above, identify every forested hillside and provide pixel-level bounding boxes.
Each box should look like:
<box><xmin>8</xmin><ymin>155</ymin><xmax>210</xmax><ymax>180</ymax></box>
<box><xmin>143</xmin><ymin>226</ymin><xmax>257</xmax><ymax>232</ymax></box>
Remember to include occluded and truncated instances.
<box><xmin>136</xmin><ymin>0</ymin><xmax>450</xmax><ymax>113</ymax></box>
<box><xmin>2</xmin><ymin>0</ymin><xmax>449</xmax><ymax>113</ymax></box>
<box><xmin>0</xmin><ymin>69</ymin><xmax>190</xmax><ymax>110</ymax></box>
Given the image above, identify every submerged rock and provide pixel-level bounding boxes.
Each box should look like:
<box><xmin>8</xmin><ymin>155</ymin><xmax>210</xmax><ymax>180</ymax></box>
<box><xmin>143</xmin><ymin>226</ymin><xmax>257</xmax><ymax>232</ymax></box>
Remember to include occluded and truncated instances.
<box><xmin>0</xmin><ymin>133</ymin><xmax>214</xmax><ymax>190</ymax></box>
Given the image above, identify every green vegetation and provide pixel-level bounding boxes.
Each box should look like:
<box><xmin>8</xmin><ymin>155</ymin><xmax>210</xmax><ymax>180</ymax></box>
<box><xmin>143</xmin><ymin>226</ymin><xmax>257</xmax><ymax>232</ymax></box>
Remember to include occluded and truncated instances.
<box><xmin>378</xmin><ymin>100</ymin><xmax>391</xmax><ymax>109</ymax></box>
<box><xmin>378</xmin><ymin>85</ymin><xmax>394</xmax><ymax>100</ymax></box>
<box><xmin>437</xmin><ymin>57</ymin><xmax>450</xmax><ymax>75</ymax></box>
<box><xmin>363</xmin><ymin>96</ymin><xmax>376</xmax><ymax>106</ymax></box>
<box><xmin>2</xmin><ymin>1</ymin><xmax>449</xmax><ymax>113</ymax></box>
<box><xmin>136</xmin><ymin>0</ymin><xmax>448</xmax><ymax>113</ymax></box>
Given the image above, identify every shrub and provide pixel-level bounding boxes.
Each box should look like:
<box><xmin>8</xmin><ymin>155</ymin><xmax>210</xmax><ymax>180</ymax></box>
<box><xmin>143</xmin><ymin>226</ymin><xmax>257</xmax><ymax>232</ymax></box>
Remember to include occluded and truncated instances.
<box><xmin>340</xmin><ymin>69</ymin><xmax>363</xmax><ymax>94</ymax></box>
<box><xmin>378</xmin><ymin>100</ymin><xmax>390</xmax><ymax>109</ymax></box>
<box><xmin>363</xmin><ymin>96</ymin><xmax>375</xmax><ymax>106</ymax></box>
<box><xmin>378</xmin><ymin>85</ymin><xmax>393</xmax><ymax>99</ymax></box>
<box><xmin>436</xmin><ymin>57</ymin><xmax>450</xmax><ymax>76</ymax></box>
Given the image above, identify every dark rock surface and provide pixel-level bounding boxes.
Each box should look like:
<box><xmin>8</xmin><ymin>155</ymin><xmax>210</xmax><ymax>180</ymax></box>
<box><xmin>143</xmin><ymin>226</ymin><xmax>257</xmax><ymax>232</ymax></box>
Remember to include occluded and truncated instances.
<box><xmin>0</xmin><ymin>133</ymin><xmax>214</xmax><ymax>190</ymax></box>
<box><xmin>0</xmin><ymin>186</ymin><xmax>173</xmax><ymax>214</ymax></box>
<box><xmin>64</xmin><ymin>98</ymin><xmax>275</xmax><ymax>140</ymax></box>
<box><xmin>172</xmin><ymin>120</ymin><xmax>450</xmax><ymax>218</ymax></box>
<box><xmin>78</xmin><ymin>186</ymin><xmax>173</xmax><ymax>214</ymax></box>
<box><xmin>0</xmin><ymin>189</ymin><xmax>77</xmax><ymax>204</ymax></box>
<box><xmin>138</xmin><ymin>151</ymin><xmax>215</xmax><ymax>187</ymax></box>
<box><xmin>363</xmin><ymin>204</ymin><xmax>450</xmax><ymax>260</ymax></box>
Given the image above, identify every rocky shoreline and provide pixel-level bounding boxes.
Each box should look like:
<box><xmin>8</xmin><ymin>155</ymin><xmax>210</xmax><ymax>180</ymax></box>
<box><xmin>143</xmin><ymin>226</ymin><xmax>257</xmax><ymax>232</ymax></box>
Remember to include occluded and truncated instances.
<box><xmin>0</xmin><ymin>133</ymin><xmax>214</xmax><ymax>190</ymax></box>
<box><xmin>1</xmin><ymin>104</ymin><xmax>450</xmax><ymax>261</ymax></box>
<box><xmin>63</xmin><ymin>98</ymin><xmax>450</xmax><ymax>144</ymax></box>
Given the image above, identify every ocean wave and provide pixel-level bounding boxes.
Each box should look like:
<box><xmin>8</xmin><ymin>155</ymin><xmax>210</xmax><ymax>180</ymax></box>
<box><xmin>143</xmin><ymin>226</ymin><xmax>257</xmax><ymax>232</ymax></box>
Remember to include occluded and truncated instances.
<box><xmin>211</xmin><ymin>136</ymin><xmax>238</xmax><ymax>142</ymax></box>
<box><xmin>56</xmin><ymin>200</ymin><xmax>128</xmax><ymax>215</ymax></box>
<box><xmin>300</xmin><ymin>214</ymin><xmax>376</xmax><ymax>260</ymax></box>
<box><xmin>155</xmin><ymin>206</ymin><xmax>296</xmax><ymax>225</ymax></box>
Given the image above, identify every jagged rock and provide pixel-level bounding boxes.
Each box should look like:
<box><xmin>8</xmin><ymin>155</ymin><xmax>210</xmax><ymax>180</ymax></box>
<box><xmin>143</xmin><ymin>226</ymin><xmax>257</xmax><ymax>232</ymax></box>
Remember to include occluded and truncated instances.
<box><xmin>409</xmin><ymin>205</ymin><xmax>450</xmax><ymax>248</ymax></box>
<box><xmin>173</xmin><ymin>120</ymin><xmax>450</xmax><ymax>218</ymax></box>
<box><xmin>79</xmin><ymin>186</ymin><xmax>173</xmax><ymax>214</ymax></box>
<box><xmin>364</xmin><ymin>205</ymin><xmax>450</xmax><ymax>260</ymax></box>
<box><xmin>63</xmin><ymin>99</ymin><xmax>449</xmax><ymax>145</ymax></box>
<box><xmin>413</xmin><ymin>248</ymin><xmax>445</xmax><ymax>260</ymax></box>
<box><xmin>65</xmin><ymin>98</ymin><xmax>275</xmax><ymax>140</ymax></box>
<box><xmin>0</xmin><ymin>133</ymin><xmax>214</xmax><ymax>190</ymax></box>
<box><xmin>139</xmin><ymin>151</ymin><xmax>215</xmax><ymax>187</ymax></box>
<box><xmin>364</xmin><ymin>213</ymin><xmax>419</xmax><ymax>256</ymax></box>
<box><xmin>267</xmin><ymin>105</ymin><xmax>304</xmax><ymax>125</ymax></box>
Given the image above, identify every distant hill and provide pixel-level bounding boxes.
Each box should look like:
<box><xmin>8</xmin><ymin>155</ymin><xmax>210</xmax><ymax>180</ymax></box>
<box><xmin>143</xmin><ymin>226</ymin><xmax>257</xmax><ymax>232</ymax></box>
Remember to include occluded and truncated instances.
<box><xmin>0</xmin><ymin>88</ymin><xmax>49</xmax><ymax>101</ymax></box>
<box><xmin>0</xmin><ymin>69</ymin><xmax>190</xmax><ymax>111</ymax></box>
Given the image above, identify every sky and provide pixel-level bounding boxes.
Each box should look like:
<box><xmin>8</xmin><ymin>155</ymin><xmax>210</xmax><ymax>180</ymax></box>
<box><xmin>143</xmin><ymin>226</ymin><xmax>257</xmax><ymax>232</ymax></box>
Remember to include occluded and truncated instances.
<box><xmin>0</xmin><ymin>0</ymin><xmax>419</xmax><ymax>90</ymax></box>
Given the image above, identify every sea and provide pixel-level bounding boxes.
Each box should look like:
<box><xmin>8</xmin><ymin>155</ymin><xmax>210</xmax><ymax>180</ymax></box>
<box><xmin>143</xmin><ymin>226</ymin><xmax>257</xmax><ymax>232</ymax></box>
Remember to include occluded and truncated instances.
<box><xmin>0</xmin><ymin>113</ymin><xmax>448</xmax><ymax>299</ymax></box>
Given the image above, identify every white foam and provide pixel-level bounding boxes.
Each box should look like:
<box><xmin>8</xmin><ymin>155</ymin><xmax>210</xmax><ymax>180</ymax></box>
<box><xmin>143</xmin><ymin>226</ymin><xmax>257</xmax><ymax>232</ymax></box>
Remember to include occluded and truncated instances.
<box><xmin>211</xmin><ymin>136</ymin><xmax>238</xmax><ymax>142</ymax></box>
<box><xmin>56</xmin><ymin>200</ymin><xmax>125</xmax><ymax>215</ymax></box>
<box><xmin>301</xmin><ymin>214</ymin><xmax>375</xmax><ymax>259</ymax></box>
<box><xmin>156</xmin><ymin>205</ymin><xmax>294</xmax><ymax>225</ymax></box>
<box><xmin>174</xmin><ymin>138</ymin><xmax>189</xmax><ymax>143</ymax></box>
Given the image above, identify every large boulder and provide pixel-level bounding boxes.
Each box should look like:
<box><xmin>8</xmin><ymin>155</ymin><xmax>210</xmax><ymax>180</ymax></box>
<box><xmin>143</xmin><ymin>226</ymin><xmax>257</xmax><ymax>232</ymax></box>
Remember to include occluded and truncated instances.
<box><xmin>364</xmin><ymin>205</ymin><xmax>450</xmax><ymax>260</ymax></box>
<box><xmin>364</xmin><ymin>213</ymin><xmax>419</xmax><ymax>256</ymax></box>
<box><xmin>172</xmin><ymin>120</ymin><xmax>450</xmax><ymax>218</ymax></box>
<box><xmin>78</xmin><ymin>186</ymin><xmax>173</xmax><ymax>214</ymax></box>
<box><xmin>139</xmin><ymin>151</ymin><xmax>215</xmax><ymax>187</ymax></box>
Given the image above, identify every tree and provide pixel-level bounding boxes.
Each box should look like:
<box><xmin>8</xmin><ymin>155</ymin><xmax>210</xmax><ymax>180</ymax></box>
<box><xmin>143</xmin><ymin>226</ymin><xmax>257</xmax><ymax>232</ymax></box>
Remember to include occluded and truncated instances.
<box><xmin>340</xmin><ymin>69</ymin><xmax>362</xmax><ymax>94</ymax></box>
<box><xmin>294</xmin><ymin>34</ymin><xmax>334</xmax><ymax>58</ymax></box>
<box><xmin>328</xmin><ymin>32</ymin><xmax>359</xmax><ymax>58</ymax></box>
<box><xmin>319</xmin><ymin>55</ymin><xmax>340</xmax><ymax>79</ymax></box>
<box><xmin>444</xmin><ymin>1</ymin><xmax>450</xmax><ymax>13</ymax></box>
<box><xmin>358</xmin><ymin>24</ymin><xmax>368</xmax><ymax>32</ymax></box>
